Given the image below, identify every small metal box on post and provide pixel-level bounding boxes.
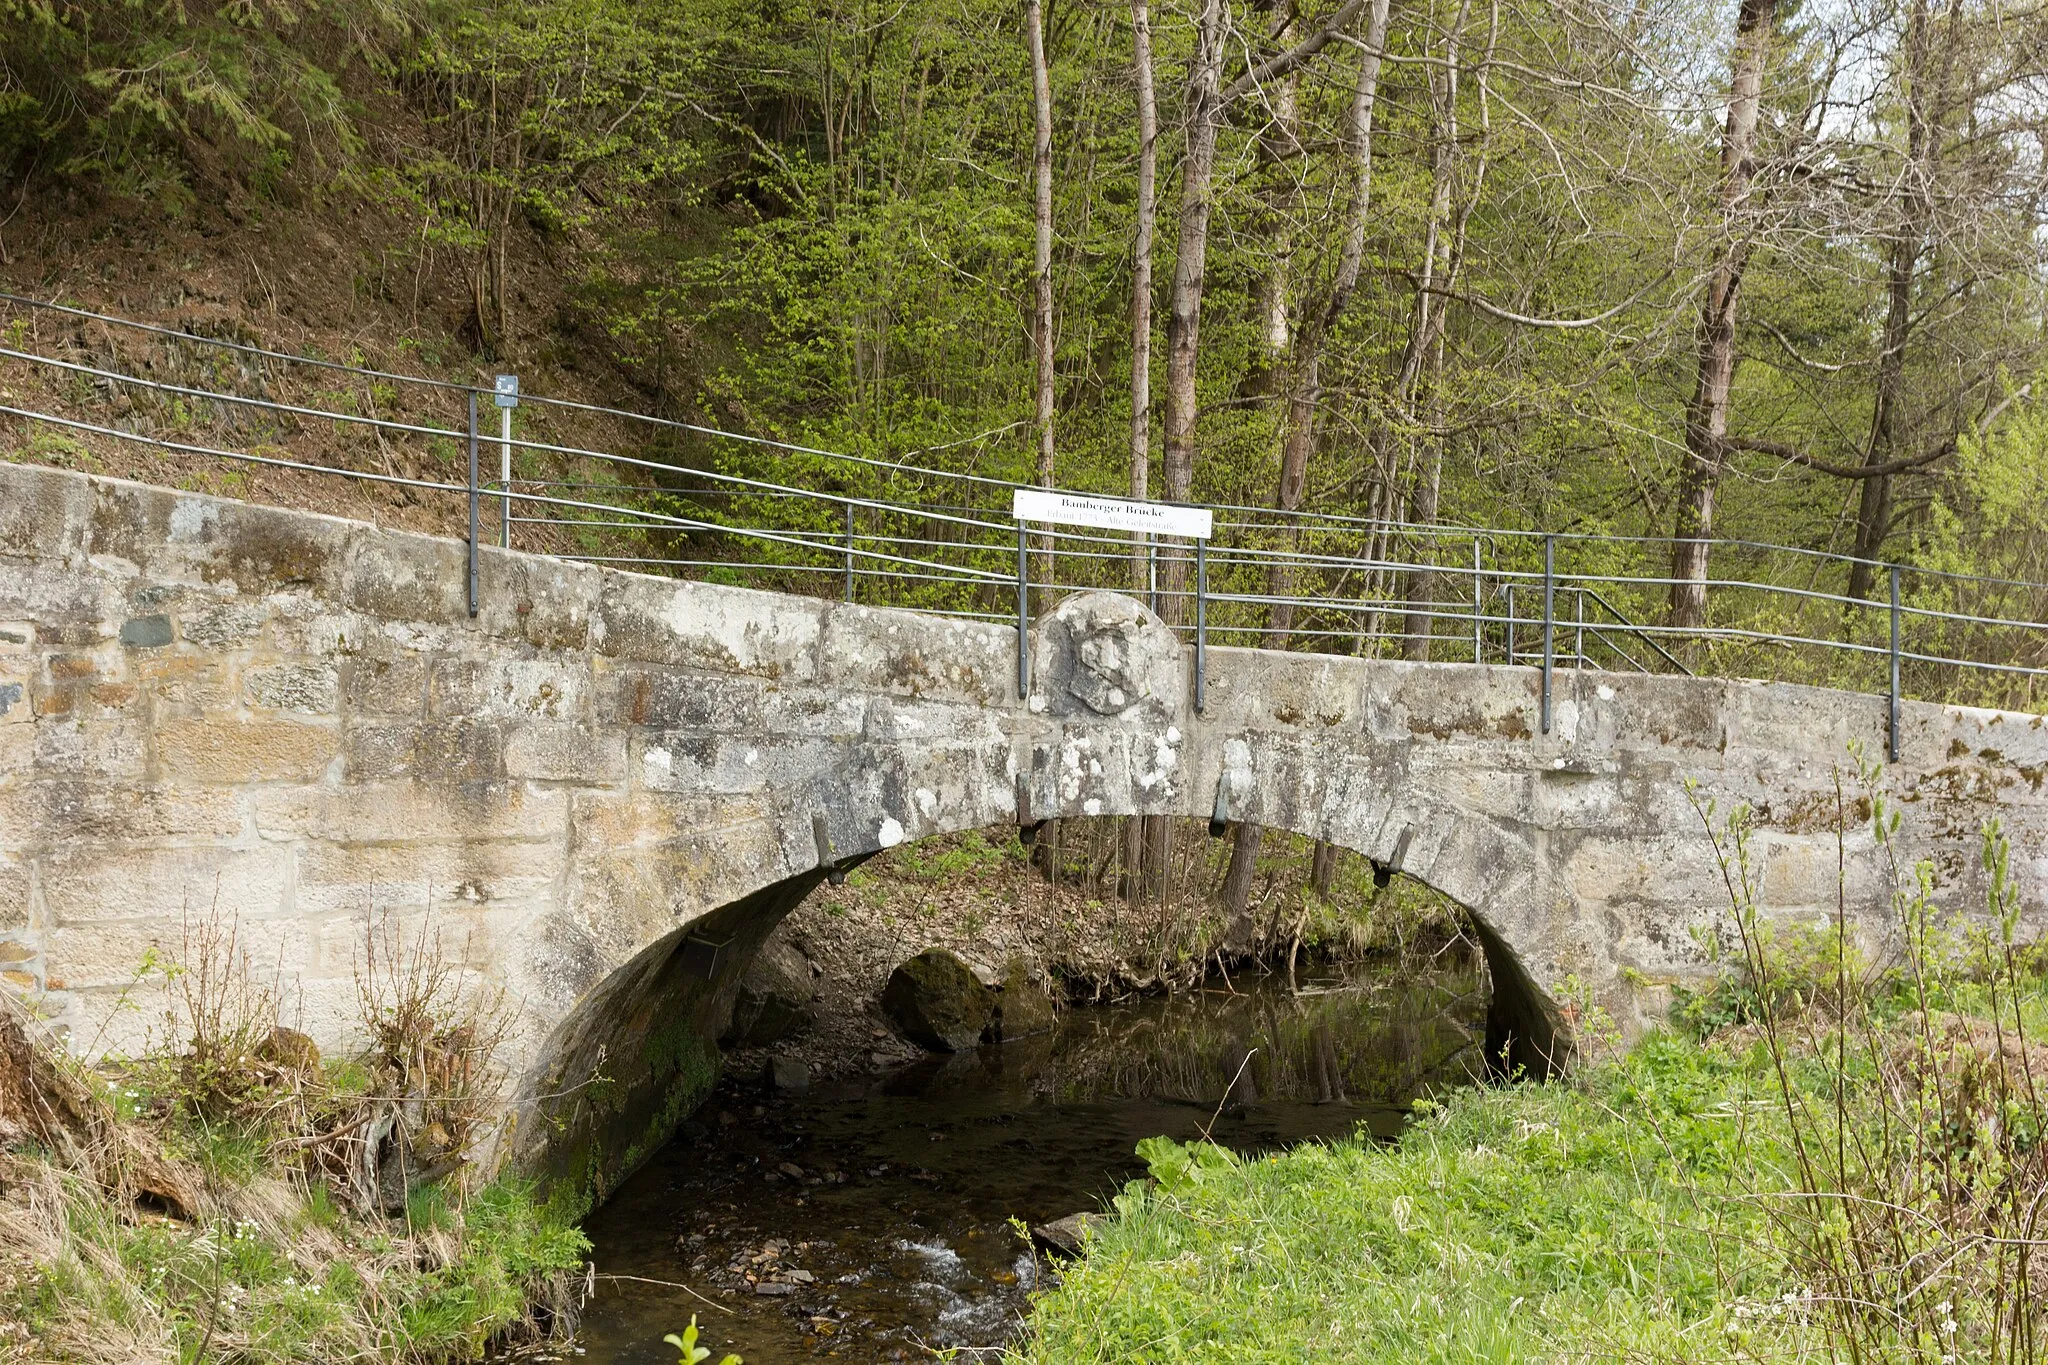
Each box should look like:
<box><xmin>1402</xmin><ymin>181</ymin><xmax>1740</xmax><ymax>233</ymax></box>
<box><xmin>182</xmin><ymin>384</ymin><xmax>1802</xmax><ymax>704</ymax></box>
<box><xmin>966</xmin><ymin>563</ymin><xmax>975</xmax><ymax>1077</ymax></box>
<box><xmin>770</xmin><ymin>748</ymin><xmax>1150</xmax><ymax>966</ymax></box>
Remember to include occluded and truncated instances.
<box><xmin>493</xmin><ymin>374</ymin><xmax>519</xmax><ymax>549</ymax></box>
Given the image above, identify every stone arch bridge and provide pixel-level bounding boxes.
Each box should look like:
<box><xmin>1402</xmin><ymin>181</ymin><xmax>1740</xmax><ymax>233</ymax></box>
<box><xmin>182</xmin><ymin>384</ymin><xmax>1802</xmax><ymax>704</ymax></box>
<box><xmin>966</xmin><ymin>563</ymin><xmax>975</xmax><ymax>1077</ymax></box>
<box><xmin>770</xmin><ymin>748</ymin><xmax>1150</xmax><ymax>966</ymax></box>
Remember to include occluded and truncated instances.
<box><xmin>2</xmin><ymin>460</ymin><xmax>2045</xmax><ymax>1195</ymax></box>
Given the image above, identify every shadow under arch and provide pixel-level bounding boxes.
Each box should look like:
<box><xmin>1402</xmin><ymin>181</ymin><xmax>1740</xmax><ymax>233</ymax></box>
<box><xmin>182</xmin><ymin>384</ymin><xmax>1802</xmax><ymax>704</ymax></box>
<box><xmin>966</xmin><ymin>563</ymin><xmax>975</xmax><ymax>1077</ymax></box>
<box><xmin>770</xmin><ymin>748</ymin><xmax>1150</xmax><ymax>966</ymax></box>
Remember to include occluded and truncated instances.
<box><xmin>515</xmin><ymin>811</ymin><xmax>1567</xmax><ymax>1207</ymax></box>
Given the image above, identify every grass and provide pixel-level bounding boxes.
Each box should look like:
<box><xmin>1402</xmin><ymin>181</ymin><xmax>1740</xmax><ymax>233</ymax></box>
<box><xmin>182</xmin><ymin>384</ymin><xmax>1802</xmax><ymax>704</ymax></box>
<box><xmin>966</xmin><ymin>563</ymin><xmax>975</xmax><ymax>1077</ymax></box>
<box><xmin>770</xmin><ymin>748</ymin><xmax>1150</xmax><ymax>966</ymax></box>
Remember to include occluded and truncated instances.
<box><xmin>0</xmin><ymin>905</ymin><xmax>592</xmax><ymax>1363</ymax></box>
<box><xmin>1016</xmin><ymin>1032</ymin><xmax>1797</xmax><ymax>1363</ymax></box>
<box><xmin>2</xmin><ymin>1149</ymin><xmax>588</xmax><ymax>1363</ymax></box>
<box><xmin>1018</xmin><ymin>758</ymin><xmax>2048</xmax><ymax>1364</ymax></box>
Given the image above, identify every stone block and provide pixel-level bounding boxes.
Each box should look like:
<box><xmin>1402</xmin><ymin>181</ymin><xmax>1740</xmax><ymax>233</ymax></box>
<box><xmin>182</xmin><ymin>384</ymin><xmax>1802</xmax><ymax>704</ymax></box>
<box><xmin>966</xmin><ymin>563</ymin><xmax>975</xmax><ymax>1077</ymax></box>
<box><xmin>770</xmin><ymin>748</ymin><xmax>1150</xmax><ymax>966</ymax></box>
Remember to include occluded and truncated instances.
<box><xmin>46</xmin><ymin>652</ymin><xmax>105</xmax><ymax>683</ymax></box>
<box><xmin>0</xmin><ymin>562</ymin><xmax>107</xmax><ymax>637</ymax></box>
<box><xmin>632</xmin><ymin>732</ymin><xmax>845</xmax><ymax>796</ymax></box>
<box><xmin>0</xmin><ymin>724</ymin><xmax>29</xmax><ymax>776</ymax></box>
<box><xmin>314</xmin><ymin>902</ymin><xmax>533</xmax><ymax>981</ymax></box>
<box><xmin>0</xmin><ymin>779</ymin><xmax>243</xmax><ymax>844</ymax></box>
<box><xmin>338</xmin><ymin>528</ymin><xmax>468</xmax><ymax>623</ymax></box>
<box><xmin>46</xmin><ymin>911</ymin><xmax>313</xmax><ymax>991</ymax></box>
<box><xmin>822</xmin><ymin>605</ymin><xmax>1009</xmax><ymax>707</ymax></box>
<box><xmin>597</xmin><ymin>665</ymin><xmax>766</xmax><ymax>731</ymax></box>
<box><xmin>0</xmin><ymin>463</ymin><xmax>93</xmax><ymax>562</ymax></box>
<box><xmin>243</xmin><ymin>662</ymin><xmax>340</xmax><ymax>714</ymax></box>
<box><xmin>91</xmin><ymin>479</ymin><xmax>358</xmax><ymax>597</ymax></box>
<box><xmin>40</xmin><ymin>844</ymin><xmax>293</xmax><ymax>926</ymax></box>
<box><xmin>32</xmin><ymin>716</ymin><xmax>148</xmax><ymax>779</ymax></box>
<box><xmin>179</xmin><ymin>600</ymin><xmax>268</xmax><ymax>650</ymax></box>
<box><xmin>428</xmin><ymin>656</ymin><xmax>588</xmax><ymax>721</ymax></box>
<box><xmin>340</xmin><ymin>655</ymin><xmax>429</xmax><ymax>716</ymax></box>
<box><xmin>0</xmin><ymin>677</ymin><xmax>25</xmax><ymax>723</ymax></box>
<box><xmin>158</xmin><ymin>717</ymin><xmax>338</xmax><ymax>784</ymax></box>
<box><xmin>342</xmin><ymin>719</ymin><xmax>505</xmax><ymax>783</ymax></box>
<box><xmin>568</xmin><ymin>789</ymin><xmax>762</xmax><ymax>849</ymax></box>
<box><xmin>296</xmin><ymin>839</ymin><xmax>561</xmax><ymax>925</ymax></box>
<box><xmin>134</xmin><ymin>652</ymin><xmax>236</xmax><ymax>711</ymax></box>
<box><xmin>253</xmin><ymin>780</ymin><xmax>565</xmax><ymax>844</ymax></box>
<box><xmin>118</xmin><ymin>614</ymin><xmax>173</xmax><ymax>648</ymax></box>
<box><xmin>276</xmin><ymin>977</ymin><xmax>367</xmax><ymax>1050</ymax></box>
<box><xmin>594</xmin><ymin>574</ymin><xmax>823</xmax><ymax>681</ymax></box>
<box><xmin>505</xmin><ymin>723</ymin><xmax>626</xmax><ymax>783</ymax></box>
<box><xmin>472</xmin><ymin>551</ymin><xmax>600</xmax><ymax>651</ymax></box>
<box><xmin>0</xmin><ymin>852</ymin><xmax>29</xmax><ymax>933</ymax></box>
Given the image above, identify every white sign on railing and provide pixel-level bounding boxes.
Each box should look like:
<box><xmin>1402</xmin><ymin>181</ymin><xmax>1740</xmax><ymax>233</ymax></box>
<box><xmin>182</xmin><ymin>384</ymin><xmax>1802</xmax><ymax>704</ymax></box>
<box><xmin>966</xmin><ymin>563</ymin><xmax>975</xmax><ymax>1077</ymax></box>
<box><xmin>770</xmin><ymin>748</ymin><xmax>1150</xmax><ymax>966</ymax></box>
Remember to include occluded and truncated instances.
<box><xmin>1012</xmin><ymin>488</ymin><xmax>1212</xmax><ymax>540</ymax></box>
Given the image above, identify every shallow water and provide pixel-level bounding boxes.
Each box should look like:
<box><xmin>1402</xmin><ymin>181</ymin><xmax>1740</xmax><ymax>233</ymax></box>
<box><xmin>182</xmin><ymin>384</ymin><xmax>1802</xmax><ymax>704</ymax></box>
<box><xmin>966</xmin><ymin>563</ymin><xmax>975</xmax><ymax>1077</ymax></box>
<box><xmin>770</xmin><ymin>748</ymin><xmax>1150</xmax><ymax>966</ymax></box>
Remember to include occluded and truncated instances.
<box><xmin>568</xmin><ymin>958</ymin><xmax>1486</xmax><ymax>1364</ymax></box>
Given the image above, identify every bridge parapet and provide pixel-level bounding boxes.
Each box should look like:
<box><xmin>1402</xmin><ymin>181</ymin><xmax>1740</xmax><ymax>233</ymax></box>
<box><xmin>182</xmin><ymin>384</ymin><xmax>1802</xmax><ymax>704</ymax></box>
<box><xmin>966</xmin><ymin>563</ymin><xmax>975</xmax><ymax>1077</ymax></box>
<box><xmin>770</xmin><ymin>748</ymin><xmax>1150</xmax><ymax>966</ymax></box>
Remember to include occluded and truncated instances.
<box><xmin>2</xmin><ymin>458</ymin><xmax>2045</xmax><ymax>1196</ymax></box>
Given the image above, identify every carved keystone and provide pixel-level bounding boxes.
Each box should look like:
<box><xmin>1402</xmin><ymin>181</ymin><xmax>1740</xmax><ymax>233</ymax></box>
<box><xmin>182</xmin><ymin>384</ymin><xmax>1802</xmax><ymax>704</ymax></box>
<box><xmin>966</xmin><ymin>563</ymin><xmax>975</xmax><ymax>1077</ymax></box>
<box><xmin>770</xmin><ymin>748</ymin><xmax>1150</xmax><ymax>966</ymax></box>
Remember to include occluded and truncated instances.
<box><xmin>1030</xmin><ymin>591</ymin><xmax>1182</xmax><ymax>723</ymax></box>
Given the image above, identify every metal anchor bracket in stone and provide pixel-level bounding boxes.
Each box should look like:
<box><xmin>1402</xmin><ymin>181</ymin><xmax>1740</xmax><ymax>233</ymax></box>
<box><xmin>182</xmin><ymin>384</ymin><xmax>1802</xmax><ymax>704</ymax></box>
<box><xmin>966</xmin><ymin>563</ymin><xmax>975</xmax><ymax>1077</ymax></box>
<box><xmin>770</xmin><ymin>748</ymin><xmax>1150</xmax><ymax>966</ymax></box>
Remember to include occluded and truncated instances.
<box><xmin>1014</xmin><ymin>771</ymin><xmax>1046</xmax><ymax>847</ymax></box>
<box><xmin>1372</xmin><ymin>823</ymin><xmax>1417</xmax><ymax>889</ymax></box>
<box><xmin>812</xmin><ymin>812</ymin><xmax>847</xmax><ymax>886</ymax></box>
<box><xmin>1209</xmin><ymin>738</ymin><xmax>1254</xmax><ymax>838</ymax></box>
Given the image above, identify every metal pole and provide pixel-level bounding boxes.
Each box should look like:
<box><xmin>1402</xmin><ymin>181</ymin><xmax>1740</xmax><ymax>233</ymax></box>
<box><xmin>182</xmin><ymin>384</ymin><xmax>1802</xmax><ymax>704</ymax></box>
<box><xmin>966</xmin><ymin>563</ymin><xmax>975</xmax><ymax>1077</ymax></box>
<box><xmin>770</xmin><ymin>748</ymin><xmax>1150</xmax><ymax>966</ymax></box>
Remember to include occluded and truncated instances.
<box><xmin>1541</xmin><ymin>535</ymin><xmax>1555</xmax><ymax>735</ymax></box>
<box><xmin>1148</xmin><ymin>540</ymin><xmax>1158</xmax><ymax>616</ymax></box>
<box><xmin>1195</xmin><ymin>538</ymin><xmax>1208</xmax><ymax>714</ymax></box>
<box><xmin>1017</xmin><ymin>521</ymin><xmax>1030</xmax><ymax>700</ymax></box>
<box><xmin>465</xmin><ymin>391</ymin><xmax>479</xmax><ymax>618</ymax></box>
<box><xmin>1889</xmin><ymin>564</ymin><xmax>1901</xmax><ymax>762</ymax></box>
<box><xmin>1505</xmin><ymin>584</ymin><xmax>1516</xmax><ymax>665</ymax></box>
<box><xmin>844</xmin><ymin>501</ymin><xmax>856</xmax><ymax>603</ymax></box>
<box><xmin>1471</xmin><ymin>537</ymin><xmax>1483</xmax><ymax>663</ymax></box>
<box><xmin>1574</xmin><ymin>587</ymin><xmax>1585</xmax><ymax>668</ymax></box>
<box><xmin>499</xmin><ymin>403</ymin><xmax>512</xmax><ymax>549</ymax></box>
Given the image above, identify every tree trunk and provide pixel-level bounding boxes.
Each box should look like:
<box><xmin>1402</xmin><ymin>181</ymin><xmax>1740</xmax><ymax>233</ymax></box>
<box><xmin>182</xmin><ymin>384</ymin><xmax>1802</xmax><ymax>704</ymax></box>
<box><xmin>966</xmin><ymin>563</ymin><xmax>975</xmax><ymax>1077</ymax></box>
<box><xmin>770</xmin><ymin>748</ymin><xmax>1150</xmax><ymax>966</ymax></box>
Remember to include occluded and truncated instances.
<box><xmin>1129</xmin><ymin>0</ymin><xmax>1158</xmax><ymax>566</ymax></box>
<box><xmin>1848</xmin><ymin>0</ymin><xmax>1933</xmax><ymax>600</ymax></box>
<box><xmin>1225</xmin><ymin>1</ymin><xmax>1305</xmax><ymax>913</ymax></box>
<box><xmin>1220</xmin><ymin>820</ymin><xmax>1263</xmax><ymax>928</ymax></box>
<box><xmin>1261</xmin><ymin>0</ymin><xmax>1390</xmax><ymax>646</ymax></box>
<box><xmin>1669</xmin><ymin>0</ymin><xmax>1780</xmax><ymax>628</ymax></box>
<box><xmin>1127</xmin><ymin>0</ymin><xmax>1167</xmax><ymax>904</ymax></box>
<box><xmin>1028</xmin><ymin>0</ymin><xmax>1057</xmax><ymax>583</ymax></box>
<box><xmin>1398</xmin><ymin>0</ymin><xmax>1469</xmax><ymax>659</ymax></box>
<box><xmin>1158</xmin><ymin>0</ymin><xmax>1228</xmax><ymax>624</ymax></box>
<box><xmin>1309</xmin><ymin>840</ymin><xmax>1339</xmax><ymax>897</ymax></box>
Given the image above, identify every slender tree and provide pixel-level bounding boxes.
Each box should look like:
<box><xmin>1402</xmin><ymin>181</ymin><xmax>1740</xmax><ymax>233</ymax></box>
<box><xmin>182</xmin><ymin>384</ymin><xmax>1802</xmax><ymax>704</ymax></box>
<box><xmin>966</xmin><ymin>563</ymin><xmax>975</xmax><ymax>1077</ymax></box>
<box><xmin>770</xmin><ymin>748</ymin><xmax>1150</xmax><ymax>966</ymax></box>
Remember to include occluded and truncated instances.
<box><xmin>1224</xmin><ymin>0</ymin><xmax>1393</xmax><ymax>924</ymax></box>
<box><xmin>1128</xmin><ymin>0</ymin><xmax>1170</xmax><ymax>902</ymax></box>
<box><xmin>1669</xmin><ymin>0</ymin><xmax>1782</xmax><ymax>628</ymax></box>
<box><xmin>1129</xmin><ymin>0</ymin><xmax>1158</xmax><ymax>530</ymax></box>
<box><xmin>1028</xmin><ymin>0</ymin><xmax>1057</xmax><ymax>496</ymax></box>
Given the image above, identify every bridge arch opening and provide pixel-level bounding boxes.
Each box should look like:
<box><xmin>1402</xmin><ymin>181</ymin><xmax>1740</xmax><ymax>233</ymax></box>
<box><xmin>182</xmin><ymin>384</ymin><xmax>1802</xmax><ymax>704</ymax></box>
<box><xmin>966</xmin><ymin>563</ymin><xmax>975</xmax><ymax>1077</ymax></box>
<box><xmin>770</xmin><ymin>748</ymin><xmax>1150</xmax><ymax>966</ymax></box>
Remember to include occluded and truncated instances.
<box><xmin>515</xmin><ymin>810</ymin><xmax>1562</xmax><ymax>1205</ymax></box>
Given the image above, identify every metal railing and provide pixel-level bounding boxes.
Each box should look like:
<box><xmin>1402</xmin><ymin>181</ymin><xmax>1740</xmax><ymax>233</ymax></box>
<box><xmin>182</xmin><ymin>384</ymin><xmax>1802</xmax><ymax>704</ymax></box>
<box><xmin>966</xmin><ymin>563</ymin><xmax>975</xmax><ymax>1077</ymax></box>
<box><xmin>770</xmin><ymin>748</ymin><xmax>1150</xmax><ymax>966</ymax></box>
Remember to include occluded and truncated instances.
<box><xmin>3</xmin><ymin>292</ymin><xmax>2047</xmax><ymax>760</ymax></box>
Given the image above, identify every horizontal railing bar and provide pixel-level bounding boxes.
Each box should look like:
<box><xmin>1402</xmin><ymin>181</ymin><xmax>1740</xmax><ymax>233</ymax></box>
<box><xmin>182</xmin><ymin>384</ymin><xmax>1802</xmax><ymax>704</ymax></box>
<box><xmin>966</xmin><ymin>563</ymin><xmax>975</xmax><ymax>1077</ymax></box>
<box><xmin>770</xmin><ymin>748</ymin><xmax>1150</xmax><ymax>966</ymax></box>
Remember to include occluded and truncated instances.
<box><xmin>16</xmin><ymin>293</ymin><xmax>2047</xmax><ymax>593</ymax></box>
<box><xmin>0</xmin><ymin>403</ymin><xmax>470</xmax><ymax>497</ymax></box>
<box><xmin>0</xmin><ymin>345</ymin><xmax>470</xmax><ymax>442</ymax></box>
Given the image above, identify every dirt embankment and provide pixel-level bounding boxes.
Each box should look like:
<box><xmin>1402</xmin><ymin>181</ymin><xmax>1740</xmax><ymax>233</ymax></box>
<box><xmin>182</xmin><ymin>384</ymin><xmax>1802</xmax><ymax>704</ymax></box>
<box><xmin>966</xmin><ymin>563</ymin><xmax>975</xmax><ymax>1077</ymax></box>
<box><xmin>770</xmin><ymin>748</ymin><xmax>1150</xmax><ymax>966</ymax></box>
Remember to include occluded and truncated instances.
<box><xmin>0</xmin><ymin>178</ymin><xmax>687</xmax><ymax>551</ymax></box>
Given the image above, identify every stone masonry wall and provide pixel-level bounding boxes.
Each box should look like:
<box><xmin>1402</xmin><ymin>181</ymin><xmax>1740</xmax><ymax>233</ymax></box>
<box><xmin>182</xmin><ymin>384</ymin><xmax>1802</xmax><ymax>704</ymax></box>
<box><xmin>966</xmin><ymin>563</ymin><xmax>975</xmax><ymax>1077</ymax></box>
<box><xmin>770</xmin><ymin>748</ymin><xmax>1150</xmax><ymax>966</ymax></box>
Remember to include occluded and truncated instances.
<box><xmin>3</xmin><ymin>458</ymin><xmax>2047</xmax><ymax>1193</ymax></box>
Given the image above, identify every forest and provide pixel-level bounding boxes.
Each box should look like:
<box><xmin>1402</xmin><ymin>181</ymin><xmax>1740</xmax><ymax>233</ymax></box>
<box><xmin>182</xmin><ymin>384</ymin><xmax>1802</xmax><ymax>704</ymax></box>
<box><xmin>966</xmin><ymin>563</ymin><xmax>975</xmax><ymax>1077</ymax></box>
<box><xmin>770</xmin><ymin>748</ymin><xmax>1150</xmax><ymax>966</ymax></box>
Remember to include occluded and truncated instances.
<box><xmin>8</xmin><ymin>0</ymin><xmax>2048</xmax><ymax>624</ymax></box>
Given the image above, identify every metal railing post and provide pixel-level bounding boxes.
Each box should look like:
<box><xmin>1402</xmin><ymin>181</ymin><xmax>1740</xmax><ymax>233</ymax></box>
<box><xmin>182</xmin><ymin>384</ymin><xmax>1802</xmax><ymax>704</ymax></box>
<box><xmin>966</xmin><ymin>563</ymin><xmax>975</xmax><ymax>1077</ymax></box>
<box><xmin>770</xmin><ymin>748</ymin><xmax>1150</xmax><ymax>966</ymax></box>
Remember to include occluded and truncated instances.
<box><xmin>499</xmin><ymin>401</ymin><xmax>513</xmax><ymax>549</ymax></box>
<box><xmin>1195</xmin><ymin>538</ymin><xmax>1208</xmax><ymax>714</ymax></box>
<box><xmin>1148</xmin><ymin>540</ymin><xmax>1158</xmax><ymax>616</ymax></box>
<box><xmin>1472</xmin><ymin>537</ymin><xmax>1483</xmax><ymax>663</ymax></box>
<box><xmin>1575</xmin><ymin>588</ymin><xmax>1585</xmax><ymax>668</ymax></box>
<box><xmin>465</xmin><ymin>390</ymin><xmax>479</xmax><ymax>618</ymax></box>
<box><xmin>1016</xmin><ymin>521</ymin><xmax>1030</xmax><ymax>700</ymax></box>
<box><xmin>1505</xmin><ymin>583</ymin><xmax>1516</xmax><ymax>665</ymax></box>
<box><xmin>1541</xmin><ymin>535</ymin><xmax>1556</xmax><ymax>734</ymax></box>
<box><xmin>1889</xmin><ymin>564</ymin><xmax>1902</xmax><ymax>762</ymax></box>
<box><xmin>843</xmin><ymin>501</ymin><xmax>856</xmax><ymax>603</ymax></box>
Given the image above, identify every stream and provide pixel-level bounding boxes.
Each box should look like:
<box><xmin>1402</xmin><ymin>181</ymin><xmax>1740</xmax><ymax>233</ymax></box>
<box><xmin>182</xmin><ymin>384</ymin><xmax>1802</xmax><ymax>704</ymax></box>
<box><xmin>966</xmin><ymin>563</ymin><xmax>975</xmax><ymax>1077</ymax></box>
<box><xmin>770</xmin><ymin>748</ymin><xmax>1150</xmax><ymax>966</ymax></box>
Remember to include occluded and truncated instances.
<box><xmin>567</xmin><ymin>954</ymin><xmax>1487</xmax><ymax>1363</ymax></box>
